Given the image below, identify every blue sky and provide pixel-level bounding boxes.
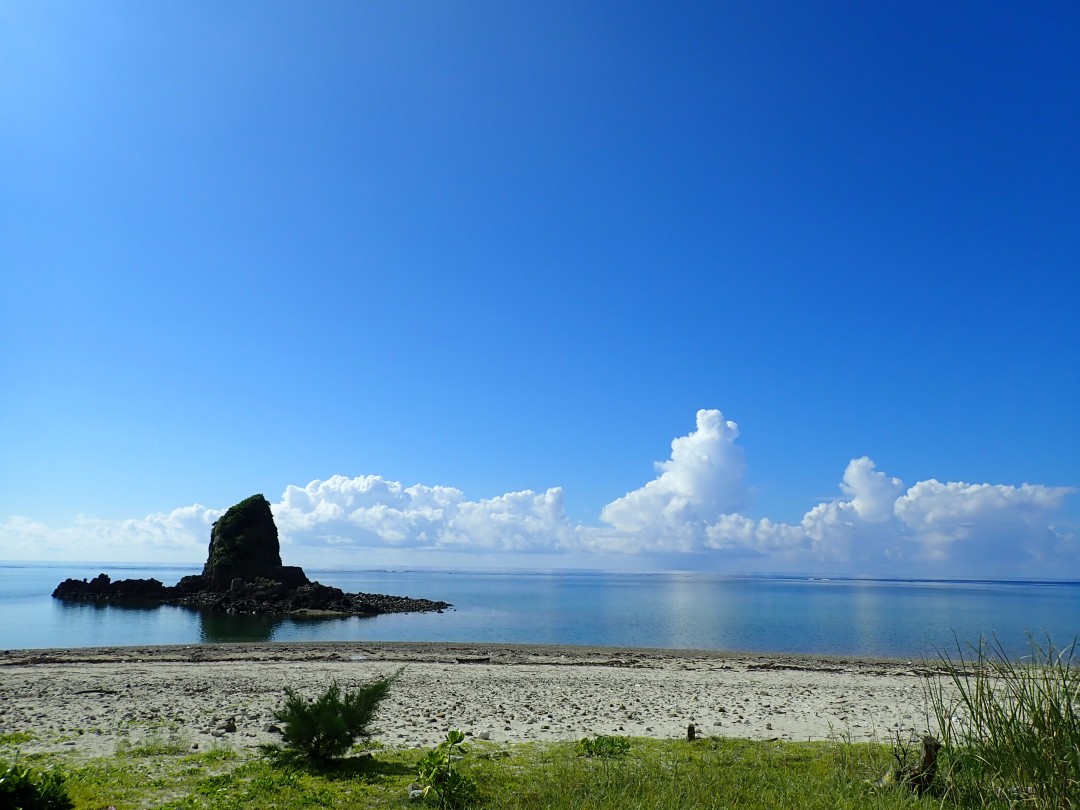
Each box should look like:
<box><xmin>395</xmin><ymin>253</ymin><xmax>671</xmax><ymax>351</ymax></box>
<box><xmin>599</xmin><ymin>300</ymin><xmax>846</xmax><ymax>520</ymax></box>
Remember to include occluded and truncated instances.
<box><xmin>2</xmin><ymin>2</ymin><xmax>1077</xmax><ymax>577</ymax></box>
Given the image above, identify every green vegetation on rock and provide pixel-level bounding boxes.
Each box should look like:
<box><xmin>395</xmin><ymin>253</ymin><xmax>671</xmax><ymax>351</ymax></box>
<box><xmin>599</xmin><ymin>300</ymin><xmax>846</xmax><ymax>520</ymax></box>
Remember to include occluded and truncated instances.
<box><xmin>203</xmin><ymin>494</ymin><xmax>282</xmax><ymax>574</ymax></box>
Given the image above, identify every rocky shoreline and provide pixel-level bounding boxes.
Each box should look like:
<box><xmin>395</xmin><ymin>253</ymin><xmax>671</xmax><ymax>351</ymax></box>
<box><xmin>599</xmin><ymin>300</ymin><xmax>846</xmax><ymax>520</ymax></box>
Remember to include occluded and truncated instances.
<box><xmin>51</xmin><ymin>573</ymin><xmax>450</xmax><ymax>615</ymax></box>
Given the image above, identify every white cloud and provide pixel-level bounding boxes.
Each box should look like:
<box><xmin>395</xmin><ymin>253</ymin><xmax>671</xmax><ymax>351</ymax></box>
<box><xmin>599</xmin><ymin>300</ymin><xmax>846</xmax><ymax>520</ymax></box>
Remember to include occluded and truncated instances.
<box><xmin>275</xmin><ymin>474</ymin><xmax>576</xmax><ymax>553</ymax></box>
<box><xmin>892</xmin><ymin>479</ymin><xmax>1073</xmax><ymax>563</ymax></box>
<box><xmin>1</xmin><ymin>410</ymin><xmax>1074</xmax><ymax>574</ymax></box>
<box><xmin>842</xmin><ymin>457</ymin><xmax>906</xmax><ymax>522</ymax></box>
<box><xmin>0</xmin><ymin>505</ymin><xmax>218</xmax><ymax>562</ymax></box>
<box><xmin>797</xmin><ymin>458</ymin><xmax>905</xmax><ymax>563</ymax></box>
<box><xmin>705</xmin><ymin>515</ymin><xmax>810</xmax><ymax>557</ymax></box>
<box><xmin>894</xmin><ymin>479</ymin><xmax>1070</xmax><ymax>533</ymax></box>
<box><xmin>586</xmin><ymin>414</ymin><xmax>1073</xmax><ymax>572</ymax></box>
<box><xmin>600</xmin><ymin>409</ymin><xmax>746</xmax><ymax>535</ymax></box>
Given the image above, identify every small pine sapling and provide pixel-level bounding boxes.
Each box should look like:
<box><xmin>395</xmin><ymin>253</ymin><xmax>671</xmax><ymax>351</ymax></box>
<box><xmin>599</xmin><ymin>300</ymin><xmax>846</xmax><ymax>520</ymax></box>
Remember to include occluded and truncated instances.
<box><xmin>261</xmin><ymin>670</ymin><xmax>400</xmax><ymax>767</ymax></box>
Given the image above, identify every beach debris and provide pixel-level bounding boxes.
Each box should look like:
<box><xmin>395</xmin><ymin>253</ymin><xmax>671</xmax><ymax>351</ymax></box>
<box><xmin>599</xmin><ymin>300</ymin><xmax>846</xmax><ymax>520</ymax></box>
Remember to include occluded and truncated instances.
<box><xmin>905</xmin><ymin>736</ymin><xmax>942</xmax><ymax>795</ymax></box>
<box><xmin>873</xmin><ymin>734</ymin><xmax>942</xmax><ymax>796</ymax></box>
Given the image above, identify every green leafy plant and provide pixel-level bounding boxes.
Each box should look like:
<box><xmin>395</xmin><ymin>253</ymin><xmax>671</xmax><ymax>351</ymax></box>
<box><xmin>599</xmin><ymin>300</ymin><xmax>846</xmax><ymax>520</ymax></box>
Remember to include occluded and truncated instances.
<box><xmin>260</xmin><ymin>671</ymin><xmax>399</xmax><ymax>767</ymax></box>
<box><xmin>0</xmin><ymin>760</ymin><xmax>74</xmax><ymax>810</ymax></box>
<box><xmin>577</xmin><ymin>734</ymin><xmax>632</xmax><ymax>759</ymax></box>
<box><xmin>415</xmin><ymin>729</ymin><xmax>476</xmax><ymax>808</ymax></box>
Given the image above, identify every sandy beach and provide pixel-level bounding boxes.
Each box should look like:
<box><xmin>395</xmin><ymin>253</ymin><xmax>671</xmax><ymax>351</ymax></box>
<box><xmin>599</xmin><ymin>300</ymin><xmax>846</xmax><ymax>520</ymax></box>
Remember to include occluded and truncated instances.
<box><xmin>0</xmin><ymin>643</ymin><xmax>944</xmax><ymax>760</ymax></box>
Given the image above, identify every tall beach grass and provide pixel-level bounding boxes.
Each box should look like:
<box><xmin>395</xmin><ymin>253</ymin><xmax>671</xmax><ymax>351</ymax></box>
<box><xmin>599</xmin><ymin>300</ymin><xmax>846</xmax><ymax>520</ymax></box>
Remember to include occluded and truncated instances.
<box><xmin>928</xmin><ymin>635</ymin><xmax>1080</xmax><ymax>808</ymax></box>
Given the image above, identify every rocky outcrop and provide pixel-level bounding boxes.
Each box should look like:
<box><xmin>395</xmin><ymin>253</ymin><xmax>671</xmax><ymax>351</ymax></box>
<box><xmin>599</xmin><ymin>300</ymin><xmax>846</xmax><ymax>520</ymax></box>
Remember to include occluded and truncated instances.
<box><xmin>200</xmin><ymin>494</ymin><xmax>308</xmax><ymax>590</ymax></box>
<box><xmin>52</xmin><ymin>574</ymin><xmax>449</xmax><ymax>615</ymax></box>
<box><xmin>174</xmin><ymin>580</ymin><xmax>450</xmax><ymax>615</ymax></box>
<box><xmin>52</xmin><ymin>494</ymin><xmax>451</xmax><ymax>617</ymax></box>
<box><xmin>52</xmin><ymin>573</ymin><xmax>169</xmax><ymax>601</ymax></box>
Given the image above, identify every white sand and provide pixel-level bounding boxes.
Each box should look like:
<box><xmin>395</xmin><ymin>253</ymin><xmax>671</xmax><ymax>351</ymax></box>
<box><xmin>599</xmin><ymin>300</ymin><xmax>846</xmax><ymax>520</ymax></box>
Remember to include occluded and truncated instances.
<box><xmin>0</xmin><ymin>643</ymin><xmax>946</xmax><ymax>760</ymax></box>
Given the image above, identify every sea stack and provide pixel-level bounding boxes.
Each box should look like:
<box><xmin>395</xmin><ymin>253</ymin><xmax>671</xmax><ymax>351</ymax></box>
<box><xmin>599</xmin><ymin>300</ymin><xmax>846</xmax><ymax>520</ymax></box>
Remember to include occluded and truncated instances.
<box><xmin>200</xmin><ymin>494</ymin><xmax>308</xmax><ymax>590</ymax></box>
<box><xmin>53</xmin><ymin>493</ymin><xmax>451</xmax><ymax>616</ymax></box>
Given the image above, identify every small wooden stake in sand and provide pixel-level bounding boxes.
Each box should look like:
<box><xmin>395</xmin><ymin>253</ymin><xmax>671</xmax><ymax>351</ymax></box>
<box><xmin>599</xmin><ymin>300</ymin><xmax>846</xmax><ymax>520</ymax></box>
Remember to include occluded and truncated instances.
<box><xmin>686</xmin><ymin>723</ymin><xmax>696</xmax><ymax>741</ymax></box>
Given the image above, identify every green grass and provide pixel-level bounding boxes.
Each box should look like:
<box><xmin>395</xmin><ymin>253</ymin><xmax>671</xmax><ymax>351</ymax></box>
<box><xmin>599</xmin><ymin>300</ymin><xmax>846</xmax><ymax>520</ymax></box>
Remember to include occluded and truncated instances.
<box><xmin>18</xmin><ymin>635</ymin><xmax>1080</xmax><ymax>810</ymax></box>
<box><xmin>23</xmin><ymin>736</ymin><xmax>949</xmax><ymax>810</ymax></box>
<box><xmin>116</xmin><ymin>731</ymin><xmax>194</xmax><ymax>758</ymax></box>
<box><xmin>472</xmin><ymin>737</ymin><xmax>939</xmax><ymax>809</ymax></box>
<box><xmin>0</xmin><ymin>731</ymin><xmax>35</xmax><ymax>746</ymax></box>
<box><xmin>927</xmin><ymin>635</ymin><xmax>1080</xmax><ymax>809</ymax></box>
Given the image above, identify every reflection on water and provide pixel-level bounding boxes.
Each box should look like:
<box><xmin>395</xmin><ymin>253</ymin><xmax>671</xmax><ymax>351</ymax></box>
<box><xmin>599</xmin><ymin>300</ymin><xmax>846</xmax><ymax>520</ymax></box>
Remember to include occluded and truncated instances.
<box><xmin>55</xmin><ymin>598</ymin><xmax>372</xmax><ymax>645</ymax></box>
<box><xmin>49</xmin><ymin>598</ymin><xmax>197</xmax><ymax>649</ymax></box>
<box><xmin>56</xmin><ymin>599</ymin><xmax>162</xmax><ymax>615</ymax></box>
<box><xmin>196</xmin><ymin>609</ymin><xmax>366</xmax><ymax>642</ymax></box>
<box><xmin>196</xmin><ymin>609</ymin><xmax>283</xmax><ymax>642</ymax></box>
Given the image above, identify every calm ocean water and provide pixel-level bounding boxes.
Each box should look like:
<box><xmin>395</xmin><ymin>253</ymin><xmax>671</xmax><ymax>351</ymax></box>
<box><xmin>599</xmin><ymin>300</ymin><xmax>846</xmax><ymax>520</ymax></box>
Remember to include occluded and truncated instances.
<box><xmin>2</xmin><ymin>563</ymin><xmax>1079</xmax><ymax>659</ymax></box>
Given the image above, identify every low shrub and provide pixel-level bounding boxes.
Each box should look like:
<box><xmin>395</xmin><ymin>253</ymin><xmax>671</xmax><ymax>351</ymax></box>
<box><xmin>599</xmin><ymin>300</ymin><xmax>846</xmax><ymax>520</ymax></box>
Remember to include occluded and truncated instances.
<box><xmin>0</xmin><ymin>760</ymin><xmax>74</xmax><ymax>810</ymax></box>
<box><xmin>261</xmin><ymin>670</ymin><xmax>400</xmax><ymax>767</ymax></box>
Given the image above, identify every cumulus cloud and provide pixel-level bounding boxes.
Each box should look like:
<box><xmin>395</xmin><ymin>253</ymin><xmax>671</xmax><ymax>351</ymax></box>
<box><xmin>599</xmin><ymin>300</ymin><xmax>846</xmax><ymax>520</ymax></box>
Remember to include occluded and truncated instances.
<box><xmin>584</xmin><ymin>412</ymin><xmax>1073</xmax><ymax>573</ymax></box>
<box><xmin>275</xmin><ymin>474</ymin><xmax>576</xmax><ymax>552</ymax></box>
<box><xmin>892</xmin><ymin>480</ymin><xmax>1073</xmax><ymax>564</ymax></box>
<box><xmin>601</xmin><ymin>409</ymin><xmax>746</xmax><ymax>534</ymax></box>
<box><xmin>0</xmin><ymin>505</ymin><xmax>219</xmax><ymax>561</ymax></box>
<box><xmin>2</xmin><ymin>409</ymin><xmax>1074</xmax><ymax>574</ymax></box>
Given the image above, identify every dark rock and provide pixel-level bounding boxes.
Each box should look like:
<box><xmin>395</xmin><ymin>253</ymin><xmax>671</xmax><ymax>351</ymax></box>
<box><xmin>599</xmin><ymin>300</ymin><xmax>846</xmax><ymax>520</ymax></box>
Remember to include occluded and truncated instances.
<box><xmin>52</xmin><ymin>493</ymin><xmax>451</xmax><ymax>618</ymax></box>
<box><xmin>201</xmin><ymin>494</ymin><xmax>309</xmax><ymax>590</ymax></box>
<box><xmin>52</xmin><ymin>574</ymin><xmax>168</xmax><ymax>601</ymax></box>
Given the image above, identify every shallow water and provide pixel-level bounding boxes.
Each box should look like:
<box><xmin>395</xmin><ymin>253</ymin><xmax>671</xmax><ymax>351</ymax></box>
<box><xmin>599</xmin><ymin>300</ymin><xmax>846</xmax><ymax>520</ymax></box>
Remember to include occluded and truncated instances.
<box><xmin>3</xmin><ymin>563</ymin><xmax>1078</xmax><ymax>659</ymax></box>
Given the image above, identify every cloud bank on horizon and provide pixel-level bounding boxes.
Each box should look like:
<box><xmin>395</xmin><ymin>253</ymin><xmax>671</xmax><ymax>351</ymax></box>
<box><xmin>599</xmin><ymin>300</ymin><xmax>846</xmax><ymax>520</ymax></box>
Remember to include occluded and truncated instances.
<box><xmin>3</xmin><ymin>410</ymin><xmax>1074</xmax><ymax>576</ymax></box>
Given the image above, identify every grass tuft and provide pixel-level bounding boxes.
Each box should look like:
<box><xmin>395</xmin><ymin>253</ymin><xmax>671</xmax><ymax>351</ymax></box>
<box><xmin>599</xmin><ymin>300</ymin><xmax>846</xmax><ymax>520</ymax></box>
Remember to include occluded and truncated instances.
<box><xmin>0</xmin><ymin>731</ymin><xmax>35</xmax><ymax>746</ymax></box>
<box><xmin>927</xmin><ymin>634</ymin><xmax>1080</xmax><ymax>809</ymax></box>
<box><xmin>117</xmin><ymin>731</ymin><xmax>192</xmax><ymax>758</ymax></box>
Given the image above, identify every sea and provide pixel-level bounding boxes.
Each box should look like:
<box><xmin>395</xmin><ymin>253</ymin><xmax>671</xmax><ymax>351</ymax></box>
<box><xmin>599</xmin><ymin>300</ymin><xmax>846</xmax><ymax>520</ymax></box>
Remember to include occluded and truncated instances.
<box><xmin>3</xmin><ymin>563</ymin><xmax>1079</xmax><ymax>661</ymax></box>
